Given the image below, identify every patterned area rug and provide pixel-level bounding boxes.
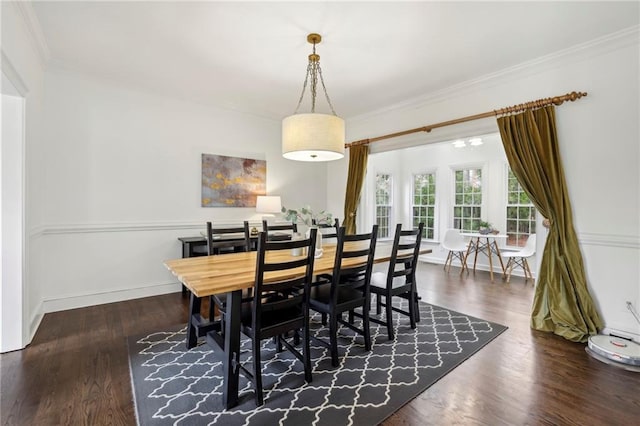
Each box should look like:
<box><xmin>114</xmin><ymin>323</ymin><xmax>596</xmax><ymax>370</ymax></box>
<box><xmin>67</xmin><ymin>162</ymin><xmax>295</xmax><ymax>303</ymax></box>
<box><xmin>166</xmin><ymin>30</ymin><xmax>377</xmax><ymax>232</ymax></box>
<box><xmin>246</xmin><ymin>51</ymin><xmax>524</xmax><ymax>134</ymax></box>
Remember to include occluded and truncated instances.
<box><xmin>128</xmin><ymin>301</ymin><xmax>507</xmax><ymax>425</ymax></box>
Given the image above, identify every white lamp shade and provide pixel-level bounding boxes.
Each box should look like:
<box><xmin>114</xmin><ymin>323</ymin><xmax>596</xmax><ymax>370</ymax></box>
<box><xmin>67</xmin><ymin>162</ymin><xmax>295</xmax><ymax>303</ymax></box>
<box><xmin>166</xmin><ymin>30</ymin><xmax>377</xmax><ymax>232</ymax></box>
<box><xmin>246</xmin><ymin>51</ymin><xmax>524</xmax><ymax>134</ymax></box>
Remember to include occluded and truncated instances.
<box><xmin>255</xmin><ymin>195</ymin><xmax>282</xmax><ymax>213</ymax></box>
<box><xmin>282</xmin><ymin>113</ymin><xmax>345</xmax><ymax>162</ymax></box>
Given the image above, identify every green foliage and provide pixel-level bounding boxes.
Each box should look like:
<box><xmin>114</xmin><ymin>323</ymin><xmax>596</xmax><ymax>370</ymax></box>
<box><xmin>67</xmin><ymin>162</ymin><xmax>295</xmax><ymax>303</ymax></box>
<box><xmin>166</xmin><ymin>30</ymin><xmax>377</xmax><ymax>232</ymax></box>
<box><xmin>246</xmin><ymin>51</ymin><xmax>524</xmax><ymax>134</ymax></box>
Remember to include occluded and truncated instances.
<box><xmin>281</xmin><ymin>205</ymin><xmax>333</xmax><ymax>226</ymax></box>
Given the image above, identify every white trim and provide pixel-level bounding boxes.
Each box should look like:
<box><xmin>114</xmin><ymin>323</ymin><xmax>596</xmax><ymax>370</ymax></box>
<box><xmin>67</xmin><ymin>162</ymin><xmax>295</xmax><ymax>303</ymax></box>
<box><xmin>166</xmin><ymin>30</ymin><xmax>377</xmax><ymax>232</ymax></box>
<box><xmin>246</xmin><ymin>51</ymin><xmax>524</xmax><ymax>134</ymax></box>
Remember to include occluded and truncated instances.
<box><xmin>0</xmin><ymin>51</ymin><xmax>29</xmax><ymax>96</ymax></box>
<box><xmin>28</xmin><ymin>301</ymin><xmax>43</xmax><ymax>345</ymax></box>
<box><xmin>12</xmin><ymin>1</ymin><xmax>51</xmax><ymax>67</ymax></box>
<box><xmin>350</xmin><ymin>26</ymin><xmax>640</xmax><ymax>124</ymax></box>
<box><xmin>28</xmin><ymin>220</ymin><xmax>265</xmax><ymax>237</ymax></box>
<box><xmin>578</xmin><ymin>233</ymin><xmax>640</xmax><ymax>249</ymax></box>
<box><xmin>41</xmin><ymin>282</ymin><xmax>182</xmax><ymax>314</ymax></box>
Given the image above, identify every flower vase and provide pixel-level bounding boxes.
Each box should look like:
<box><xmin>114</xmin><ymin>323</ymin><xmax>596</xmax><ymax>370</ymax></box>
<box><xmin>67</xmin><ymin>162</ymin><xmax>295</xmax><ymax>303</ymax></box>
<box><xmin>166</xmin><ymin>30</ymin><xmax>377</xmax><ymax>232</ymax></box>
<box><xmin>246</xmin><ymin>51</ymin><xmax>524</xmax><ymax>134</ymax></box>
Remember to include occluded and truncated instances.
<box><xmin>306</xmin><ymin>226</ymin><xmax>323</xmax><ymax>257</ymax></box>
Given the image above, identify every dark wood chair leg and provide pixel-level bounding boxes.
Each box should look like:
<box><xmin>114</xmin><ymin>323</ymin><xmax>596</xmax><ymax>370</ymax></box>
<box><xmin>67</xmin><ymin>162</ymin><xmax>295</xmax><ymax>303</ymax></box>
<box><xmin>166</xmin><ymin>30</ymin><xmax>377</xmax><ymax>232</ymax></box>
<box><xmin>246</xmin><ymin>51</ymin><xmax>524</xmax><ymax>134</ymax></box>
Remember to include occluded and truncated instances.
<box><xmin>329</xmin><ymin>314</ymin><xmax>339</xmax><ymax>367</ymax></box>
<box><xmin>376</xmin><ymin>292</ymin><xmax>382</xmax><ymax>315</ymax></box>
<box><xmin>187</xmin><ymin>293</ymin><xmax>202</xmax><ymax>349</ymax></box>
<box><xmin>303</xmin><ymin>326</ymin><xmax>312</xmax><ymax>383</ymax></box>
<box><xmin>408</xmin><ymin>289</ymin><xmax>417</xmax><ymax>330</ymax></box>
<box><xmin>253</xmin><ymin>335</ymin><xmax>264</xmax><ymax>406</ymax></box>
<box><xmin>363</xmin><ymin>305</ymin><xmax>372</xmax><ymax>351</ymax></box>
<box><xmin>385</xmin><ymin>294</ymin><xmax>394</xmax><ymax>340</ymax></box>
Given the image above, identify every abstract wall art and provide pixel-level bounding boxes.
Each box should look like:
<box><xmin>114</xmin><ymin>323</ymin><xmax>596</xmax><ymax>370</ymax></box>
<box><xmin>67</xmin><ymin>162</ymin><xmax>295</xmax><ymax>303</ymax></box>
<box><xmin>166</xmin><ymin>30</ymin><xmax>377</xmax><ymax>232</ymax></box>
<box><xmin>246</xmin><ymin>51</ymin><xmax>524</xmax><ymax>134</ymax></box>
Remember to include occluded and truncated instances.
<box><xmin>201</xmin><ymin>153</ymin><xmax>266</xmax><ymax>207</ymax></box>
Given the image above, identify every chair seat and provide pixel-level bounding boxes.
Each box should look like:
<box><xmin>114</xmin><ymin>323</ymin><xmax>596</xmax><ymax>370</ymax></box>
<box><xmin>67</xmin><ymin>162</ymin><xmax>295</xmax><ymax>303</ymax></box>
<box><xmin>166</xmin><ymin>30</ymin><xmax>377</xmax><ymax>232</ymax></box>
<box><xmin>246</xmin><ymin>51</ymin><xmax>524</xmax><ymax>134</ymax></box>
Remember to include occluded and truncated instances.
<box><xmin>240</xmin><ymin>300</ymin><xmax>304</xmax><ymax>332</ymax></box>
<box><xmin>309</xmin><ymin>283</ymin><xmax>365</xmax><ymax>308</ymax></box>
<box><xmin>370</xmin><ymin>272</ymin><xmax>411</xmax><ymax>291</ymax></box>
<box><xmin>501</xmin><ymin>250</ymin><xmax>524</xmax><ymax>258</ymax></box>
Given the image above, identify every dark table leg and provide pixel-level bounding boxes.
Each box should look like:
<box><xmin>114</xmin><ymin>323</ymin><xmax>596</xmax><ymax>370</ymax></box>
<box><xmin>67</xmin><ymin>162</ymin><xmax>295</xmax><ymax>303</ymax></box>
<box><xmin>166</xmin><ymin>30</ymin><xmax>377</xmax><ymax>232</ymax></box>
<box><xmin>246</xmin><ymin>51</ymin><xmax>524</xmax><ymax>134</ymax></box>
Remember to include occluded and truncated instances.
<box><xmin>186</xmin><ymin>292</ymin><xmax>202</xmax><ymax>349</ymax></box>
<box><xmin>222</xmin><ymin>289</ymin><xmax>242</xmax><ymax>409</ymax></box>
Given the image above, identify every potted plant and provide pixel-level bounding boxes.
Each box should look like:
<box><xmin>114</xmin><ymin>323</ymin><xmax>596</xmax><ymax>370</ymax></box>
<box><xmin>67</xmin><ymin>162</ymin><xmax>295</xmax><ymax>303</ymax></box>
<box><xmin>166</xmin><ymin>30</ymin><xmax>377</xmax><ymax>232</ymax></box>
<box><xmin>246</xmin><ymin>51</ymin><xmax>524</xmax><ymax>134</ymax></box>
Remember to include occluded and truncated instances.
<box><xmin>478</xmin><ymin>220</ymin><xmax>493</xmax><ymax>235</ymax></box>
<box><xmin>281</xmin><ymin>205</ymin><xmax>333</xmax><ymax>227</ymax></box>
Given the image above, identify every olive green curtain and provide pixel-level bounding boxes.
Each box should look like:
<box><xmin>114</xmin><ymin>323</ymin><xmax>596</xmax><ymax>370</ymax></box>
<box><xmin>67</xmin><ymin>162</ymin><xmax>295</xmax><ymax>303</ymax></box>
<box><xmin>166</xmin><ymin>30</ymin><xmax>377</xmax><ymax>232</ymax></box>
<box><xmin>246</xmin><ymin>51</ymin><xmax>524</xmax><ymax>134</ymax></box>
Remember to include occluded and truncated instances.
<box><xmin>343</xmin><ymin>145</ymin><xmax>369</xmax><ymax>234</ymax></box>
<box><xmin>497</xmin><ymin>106</ymin><xmax>602</xmax><ymax>342</ymax></box>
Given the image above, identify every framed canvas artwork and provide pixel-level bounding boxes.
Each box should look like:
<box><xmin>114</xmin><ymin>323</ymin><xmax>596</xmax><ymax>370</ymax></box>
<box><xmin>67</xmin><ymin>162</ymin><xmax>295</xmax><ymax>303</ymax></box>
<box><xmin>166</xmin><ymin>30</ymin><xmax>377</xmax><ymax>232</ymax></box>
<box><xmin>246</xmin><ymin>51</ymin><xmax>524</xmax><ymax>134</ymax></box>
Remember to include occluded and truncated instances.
<box><xmin>201</xmin><ymin>154</ymin><xmax>266</xmax><ymax>207</ymax></box>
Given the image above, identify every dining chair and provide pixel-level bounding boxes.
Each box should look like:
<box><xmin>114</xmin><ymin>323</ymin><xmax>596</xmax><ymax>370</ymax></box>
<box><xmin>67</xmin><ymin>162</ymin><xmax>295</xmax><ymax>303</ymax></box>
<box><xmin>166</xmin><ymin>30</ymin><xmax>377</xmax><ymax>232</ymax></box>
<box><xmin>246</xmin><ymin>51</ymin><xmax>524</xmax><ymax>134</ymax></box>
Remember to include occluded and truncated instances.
<box><xmin>441</xmin><ymin>228</ymin><xmax>469</xmax><ymax>274</ymax></box>
<box><xmin>309</xmin><ymin>225</ymin><xmax>378</xmax><ymax>367</ymax></box>
<box><xmin>239</xmin><ymin>228</ymin><xmax>317</xmax><ymax>406</ymax></box>
<box><xmin>206</xmin><ymin>221</ymin><xmax>251</xmax><ymax>255</ymax></box>
<box><xmin>501</xmin><ymin>233</ymin><xmax>536</xmax><ymax>283</ymax></box>
<box><xmin>312</xmin><ymin>217</ymin><xmax>340</xmax><ymax>241</ymax></box>
<box><xmin>368</xmin><ymin>223</ymin><xmax>424</xmax><ymax>340</ymax></box>
<box><xmin>207</xmin><ymin>221</ymin><xmax>252</xmax><ymax>321</ymax></box>
<box><xmin>261</xmin><ymin>220</ymin><xmax>298</xmax><ymax>240</ymax></box>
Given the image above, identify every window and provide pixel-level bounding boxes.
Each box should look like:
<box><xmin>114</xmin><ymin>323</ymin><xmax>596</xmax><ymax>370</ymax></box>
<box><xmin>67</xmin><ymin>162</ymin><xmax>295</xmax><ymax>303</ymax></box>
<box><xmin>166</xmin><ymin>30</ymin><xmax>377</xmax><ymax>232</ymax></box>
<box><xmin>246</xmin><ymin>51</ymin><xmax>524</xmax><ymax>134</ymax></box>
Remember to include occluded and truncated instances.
<box><xmin>506</xmin><ymin>169</ymin><xmax>536</xmax><ymax>246</ymax></box>
<box><xmin>375</xmin><ymin>173</ymin><xmax>392</xmax><ymax>238</ymax></box>
<box><xmin>453</xmin><ymin>168</ymin><xmax>482</xmax><ymax>232</ymax></box>
<box><xmin>412</xmin><ymin>173</ymin><xmax>436</xmax><ymax>239</ymax></box>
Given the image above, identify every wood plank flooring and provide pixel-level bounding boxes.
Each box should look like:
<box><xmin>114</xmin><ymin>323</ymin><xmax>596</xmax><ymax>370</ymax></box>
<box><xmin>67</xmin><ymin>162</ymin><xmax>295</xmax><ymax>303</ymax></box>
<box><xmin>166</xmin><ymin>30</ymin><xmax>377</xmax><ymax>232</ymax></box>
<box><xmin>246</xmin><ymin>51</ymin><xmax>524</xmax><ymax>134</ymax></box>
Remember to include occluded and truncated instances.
<box><xmin>2</xmin><ymin>263</ymin><xmax>639</xmax><ymax>425</ymax></box>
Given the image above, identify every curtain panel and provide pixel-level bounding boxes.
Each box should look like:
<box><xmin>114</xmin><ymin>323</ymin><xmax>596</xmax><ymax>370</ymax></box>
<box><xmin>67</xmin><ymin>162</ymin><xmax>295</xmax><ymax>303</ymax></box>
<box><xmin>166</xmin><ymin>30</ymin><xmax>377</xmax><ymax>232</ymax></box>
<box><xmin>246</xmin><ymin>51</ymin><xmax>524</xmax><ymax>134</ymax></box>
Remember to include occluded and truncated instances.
<box><xmin>497</xmin><ymin>105</ymin><xmax>602</xmax><ymax>342</ymax></box>
<box><xmin>342</xmin><ymin>145</ymin><xmax>369</xmax><ymax>235</ymax></box>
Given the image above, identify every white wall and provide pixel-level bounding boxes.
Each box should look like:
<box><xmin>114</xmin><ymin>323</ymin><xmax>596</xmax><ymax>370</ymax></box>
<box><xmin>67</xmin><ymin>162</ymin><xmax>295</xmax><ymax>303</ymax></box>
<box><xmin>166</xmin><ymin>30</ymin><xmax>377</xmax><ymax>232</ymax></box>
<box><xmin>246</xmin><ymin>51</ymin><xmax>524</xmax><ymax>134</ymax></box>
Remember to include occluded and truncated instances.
<box><xmin>328</xmin><ymin>28</ymin><xmax>640</xmax><ymax>340</ymax></box>
<box><xmin>35</xmin><ymin>68</ymin><xmax>329</xmax><ymax>314</ymax></box>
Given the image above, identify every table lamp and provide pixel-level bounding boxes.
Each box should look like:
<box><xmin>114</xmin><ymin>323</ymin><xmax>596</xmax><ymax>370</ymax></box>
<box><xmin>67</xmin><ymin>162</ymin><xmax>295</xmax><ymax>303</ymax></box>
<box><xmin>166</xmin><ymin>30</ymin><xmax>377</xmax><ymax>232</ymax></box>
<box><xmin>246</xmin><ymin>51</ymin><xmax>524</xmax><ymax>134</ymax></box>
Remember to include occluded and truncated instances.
<box><xmin>255</xmin><ymin>195</ymin><xmax>282</xmax><ymax>235</ymax></box>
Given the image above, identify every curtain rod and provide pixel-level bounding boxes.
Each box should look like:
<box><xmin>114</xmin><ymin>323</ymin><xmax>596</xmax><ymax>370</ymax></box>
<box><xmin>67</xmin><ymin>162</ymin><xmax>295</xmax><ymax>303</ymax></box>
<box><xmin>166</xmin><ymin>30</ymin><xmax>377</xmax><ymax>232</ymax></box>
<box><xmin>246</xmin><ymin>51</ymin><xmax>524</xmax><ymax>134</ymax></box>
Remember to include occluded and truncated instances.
<box><xmin>345</xmin><ymin>91</ymin><xmax>587</xmax><ymax>148</ymax></box>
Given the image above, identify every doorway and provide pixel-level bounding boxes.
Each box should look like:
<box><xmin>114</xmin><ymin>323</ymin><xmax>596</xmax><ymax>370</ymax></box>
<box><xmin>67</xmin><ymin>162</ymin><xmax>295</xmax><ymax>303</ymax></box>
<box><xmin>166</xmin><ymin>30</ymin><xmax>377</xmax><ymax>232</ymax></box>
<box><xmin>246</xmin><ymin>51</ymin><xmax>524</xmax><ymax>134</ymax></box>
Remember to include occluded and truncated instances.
<box><xmin>1</xmin><ymin>70</ymin><xmax>26</xmax><ymax>352</ymax></box>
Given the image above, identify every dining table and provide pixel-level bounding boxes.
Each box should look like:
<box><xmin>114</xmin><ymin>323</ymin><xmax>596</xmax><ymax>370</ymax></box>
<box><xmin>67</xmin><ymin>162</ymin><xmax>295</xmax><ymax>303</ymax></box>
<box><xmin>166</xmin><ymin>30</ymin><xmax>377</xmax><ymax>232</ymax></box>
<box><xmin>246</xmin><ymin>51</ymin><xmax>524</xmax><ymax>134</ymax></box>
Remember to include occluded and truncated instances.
<box><xmin>164</xmin><ymin>240</ymin><xmax>432</xmax><ymax>409</ymax></box>
<box><xmin>461</xmin><ymin>232</ymin><xmax>507</xmax><ymax>281</ymax></box>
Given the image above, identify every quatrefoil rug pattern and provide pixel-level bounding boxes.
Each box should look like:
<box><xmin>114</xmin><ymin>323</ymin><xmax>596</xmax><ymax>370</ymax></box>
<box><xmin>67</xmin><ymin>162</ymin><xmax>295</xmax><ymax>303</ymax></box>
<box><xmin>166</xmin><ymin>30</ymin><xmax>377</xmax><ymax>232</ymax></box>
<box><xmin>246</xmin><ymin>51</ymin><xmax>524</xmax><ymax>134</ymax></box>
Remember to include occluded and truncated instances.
<box><xmin>128</xmin><ymin>301</ymin><xmax>507</xmax><ymax>425</ymax></box>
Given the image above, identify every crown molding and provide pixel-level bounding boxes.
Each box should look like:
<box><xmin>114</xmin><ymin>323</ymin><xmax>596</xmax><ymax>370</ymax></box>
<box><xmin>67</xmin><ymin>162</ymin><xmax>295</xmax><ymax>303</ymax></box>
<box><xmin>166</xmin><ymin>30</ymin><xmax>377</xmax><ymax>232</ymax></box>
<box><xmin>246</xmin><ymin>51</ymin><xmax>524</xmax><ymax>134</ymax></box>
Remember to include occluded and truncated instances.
<box><xmin>349</xmin><ymin>25</ymin><xmax>640</xmax><ymax>124</ymax></box>
<box><xmin>1</xmin><ymin>50</ymin><xmax>29</xmax><ymax>95</ymax></box>
<box><xmin>12</xmin><ymin>0</ymin><xmax>51</xmax><ymax>67</ymax></box>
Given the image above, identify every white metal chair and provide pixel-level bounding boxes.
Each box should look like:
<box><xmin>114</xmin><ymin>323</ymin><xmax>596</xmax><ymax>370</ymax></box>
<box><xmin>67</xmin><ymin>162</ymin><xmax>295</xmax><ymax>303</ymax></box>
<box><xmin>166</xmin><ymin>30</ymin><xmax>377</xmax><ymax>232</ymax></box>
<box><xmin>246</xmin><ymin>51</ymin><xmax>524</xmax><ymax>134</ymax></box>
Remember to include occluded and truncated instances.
<box><xmin>501</xmin><ymin>234</ymin><xmax>536</xmax><ymax>283</ymax></box>
<box><xmin>441</xmin><ymin>229</ymin><xmax>468</xmax><ymax>274</ymax></box>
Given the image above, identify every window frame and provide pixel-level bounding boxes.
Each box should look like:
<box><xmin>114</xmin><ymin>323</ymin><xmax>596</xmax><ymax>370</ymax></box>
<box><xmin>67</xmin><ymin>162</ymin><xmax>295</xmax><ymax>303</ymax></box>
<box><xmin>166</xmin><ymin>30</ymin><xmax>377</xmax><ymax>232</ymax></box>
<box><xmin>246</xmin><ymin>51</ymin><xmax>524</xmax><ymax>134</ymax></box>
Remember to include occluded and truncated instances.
<box><xmin>411</xmin><ymin>172</ymin><xmax>437</xmax><ymax>240</ymax></box>
<box><xmin>505</xmin><ymin>167</ymin><xmax>536</xmax><ymax>248</ymax></box>
<box><xmin>451</xmin><ymin>166</ymin><xmax>483</xmax><ymax>233</ymax></box>
<box><xmin>375</xmin><ymin>172</ymin><xmax>393</xmax><ymax>239</ymax></box>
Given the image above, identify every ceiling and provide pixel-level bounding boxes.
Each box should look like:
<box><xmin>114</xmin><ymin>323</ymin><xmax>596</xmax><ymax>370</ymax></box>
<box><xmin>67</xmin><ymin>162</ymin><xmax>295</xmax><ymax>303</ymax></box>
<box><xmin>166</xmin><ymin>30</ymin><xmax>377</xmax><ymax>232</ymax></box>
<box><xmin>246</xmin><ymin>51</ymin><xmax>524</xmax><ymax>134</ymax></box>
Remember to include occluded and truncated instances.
<box><xmin>31</xmin><ymin>1</ymin><xmax>639</xmax><ymax>121</ymax></box>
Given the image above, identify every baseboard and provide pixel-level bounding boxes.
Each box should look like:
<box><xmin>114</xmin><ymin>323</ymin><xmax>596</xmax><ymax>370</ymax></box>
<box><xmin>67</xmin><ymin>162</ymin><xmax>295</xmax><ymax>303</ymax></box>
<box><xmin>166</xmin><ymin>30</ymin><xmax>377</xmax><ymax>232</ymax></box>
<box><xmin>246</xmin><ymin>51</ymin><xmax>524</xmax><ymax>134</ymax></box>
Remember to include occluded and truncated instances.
<box><xmin>28</xmin><ymin>301</ymin><xmax>44</xmax><ymax>344</ymax></box>
<box><xmin>41</xmin><ymin>282</ymin><xmax>182</xmax><ymax>314</ymax></box>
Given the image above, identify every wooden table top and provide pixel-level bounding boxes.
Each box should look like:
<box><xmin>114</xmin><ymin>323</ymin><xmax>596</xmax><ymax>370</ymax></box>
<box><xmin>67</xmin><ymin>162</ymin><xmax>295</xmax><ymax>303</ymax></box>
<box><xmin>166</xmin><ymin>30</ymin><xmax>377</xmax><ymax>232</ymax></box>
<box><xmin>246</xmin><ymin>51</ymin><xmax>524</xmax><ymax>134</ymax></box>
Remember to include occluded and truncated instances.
<box><xmin>165</xmin><ymin>242</ymin><xmax>432</xmax><ymax>298</ymax></box>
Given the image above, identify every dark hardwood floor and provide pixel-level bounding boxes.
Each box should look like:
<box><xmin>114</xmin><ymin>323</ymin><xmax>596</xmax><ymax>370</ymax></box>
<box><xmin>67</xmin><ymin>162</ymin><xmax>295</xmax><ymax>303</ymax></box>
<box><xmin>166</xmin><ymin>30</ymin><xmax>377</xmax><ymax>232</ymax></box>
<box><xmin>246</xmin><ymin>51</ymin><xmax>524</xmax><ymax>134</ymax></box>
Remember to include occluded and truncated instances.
<box><xmin>2</xmin><ymin>263</ymin><xmax>639</xmax><ymax>425</ymax></box>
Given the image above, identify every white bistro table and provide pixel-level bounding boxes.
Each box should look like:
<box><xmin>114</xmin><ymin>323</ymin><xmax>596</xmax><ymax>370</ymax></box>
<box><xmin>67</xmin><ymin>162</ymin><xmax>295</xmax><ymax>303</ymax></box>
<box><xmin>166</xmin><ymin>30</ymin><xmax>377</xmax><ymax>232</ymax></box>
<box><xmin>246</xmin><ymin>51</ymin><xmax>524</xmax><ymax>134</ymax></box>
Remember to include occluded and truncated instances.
<box><xmin>461</xmin><ymin>232</ymin><xmax>507</xmax><ymax>282</ymax></box>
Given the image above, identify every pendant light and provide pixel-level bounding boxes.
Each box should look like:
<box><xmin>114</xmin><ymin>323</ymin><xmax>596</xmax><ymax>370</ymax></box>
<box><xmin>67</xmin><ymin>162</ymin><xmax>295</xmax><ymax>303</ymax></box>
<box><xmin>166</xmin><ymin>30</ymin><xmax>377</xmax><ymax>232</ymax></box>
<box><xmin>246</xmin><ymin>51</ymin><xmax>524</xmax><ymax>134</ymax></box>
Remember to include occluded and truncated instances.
<box><xmin>282</xmin><ymin>33</ymin><xmax>345</xmax><ymax>162</ymax></box>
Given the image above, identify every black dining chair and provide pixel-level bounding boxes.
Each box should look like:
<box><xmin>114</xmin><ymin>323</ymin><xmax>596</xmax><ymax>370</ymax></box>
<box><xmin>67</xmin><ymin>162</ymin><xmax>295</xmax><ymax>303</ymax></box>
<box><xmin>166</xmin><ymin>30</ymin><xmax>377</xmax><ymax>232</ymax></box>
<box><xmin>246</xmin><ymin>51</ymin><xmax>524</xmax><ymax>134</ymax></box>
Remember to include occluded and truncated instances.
<box><xmin>309</xmin><ymin>225</ymin><xmax>378</xmax><ymax>367</ymax></box>
<box><xmin>239</xmin><ymin>229</ymin><xmax>317</xmax><ymax>406</ymax></box>
<box><xmin>262</xmin><ymin>220</ymin><xmax>298</xmax><ymax>240</ymax></box>
<box><xmin>368</xmin><ymin>222</ymin><xmax>424</xmax><ymax>340</ymax></box>
<box><xmin>312</xmin><ymin>217</ymin><xmax>340</xmax><ymax>241</ymax></box>
<box><xmin>207</xmin><ymin>221</ymin><xmax>252</xmax><ymax>321</ymax></box>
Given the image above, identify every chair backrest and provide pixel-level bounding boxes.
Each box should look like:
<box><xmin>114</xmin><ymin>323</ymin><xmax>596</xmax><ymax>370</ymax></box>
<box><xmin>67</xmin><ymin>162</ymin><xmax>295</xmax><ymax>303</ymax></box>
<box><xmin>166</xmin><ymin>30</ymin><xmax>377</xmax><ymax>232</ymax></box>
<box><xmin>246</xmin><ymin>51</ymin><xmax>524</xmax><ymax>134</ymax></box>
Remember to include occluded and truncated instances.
<box><xmin>384</xmin><ymin>222</ymin><xmax>424</xmax><ymax>290</ymax></box>
<box><xmin>520</xmin><ymin>234</ymin><xmax>537</xmax><ymax>257</ymax></box>
<box><xmin>261</xmin><ymin>220</ymin><xmax>298</xmax><ymax>240</ymax></box>
<box><xmin>252</xmin><ymin>228</ymin><xmax>317</xmax><ymax>336</ymax></box>
<box><xmin>312</xmin><ymin>217</ymin><xmax>340</xmax><ymax>240</ymax></box>
<box><xmin>206</xmin><ymin>221</ymin><xmax>251</xmax><ymax>255</ymax></box>
<box><xmin>442</xmin><ymin>228</ymin><xmax>465</xmax><ymax>249</ymax></box>
<box><xmin>328</xmin><ymin>225</ymin><xmax>378</xmax><ymax>305</ymax></box>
